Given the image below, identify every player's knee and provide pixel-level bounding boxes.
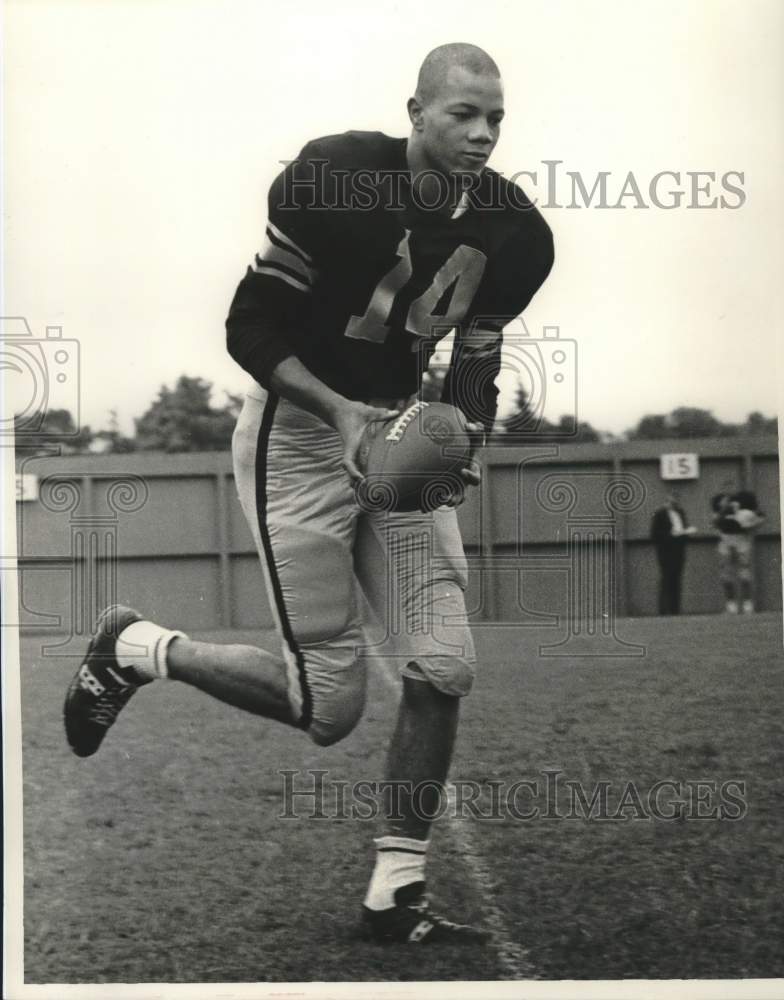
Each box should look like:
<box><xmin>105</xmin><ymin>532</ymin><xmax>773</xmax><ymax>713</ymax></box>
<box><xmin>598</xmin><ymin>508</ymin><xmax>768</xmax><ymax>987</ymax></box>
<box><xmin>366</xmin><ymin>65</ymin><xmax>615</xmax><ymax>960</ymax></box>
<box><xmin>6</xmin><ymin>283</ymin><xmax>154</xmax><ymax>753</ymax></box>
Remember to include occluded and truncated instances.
<box><xmin>306</xmin><ymin>675</ymin><xmax>367</xmax><ymax>747</ymax></box>
<box><xmin>307</xmin><ymin>699</ymin><xmax>365</xmax><ymax>746</ymax></box>
<box><xmin>738</xmin><ymin>567</ymin><xmax>752</xmax><ymax>583</ymax></box>
<box><xmin>402</xmin><ymin>655</ymin><xmax>475</xmax><ymax>698</ymax></box>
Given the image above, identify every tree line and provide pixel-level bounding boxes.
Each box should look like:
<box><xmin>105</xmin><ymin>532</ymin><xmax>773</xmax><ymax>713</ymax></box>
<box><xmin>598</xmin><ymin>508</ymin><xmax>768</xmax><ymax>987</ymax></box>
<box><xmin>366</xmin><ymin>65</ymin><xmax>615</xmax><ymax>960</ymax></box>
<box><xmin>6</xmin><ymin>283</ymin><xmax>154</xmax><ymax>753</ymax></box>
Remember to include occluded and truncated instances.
<box><xmin>13</xmin><ymin>374</ymin><xmax>778</xmax><ymax>455</ymax></box>
<box><xmin>492</xmin><ymin>380</ymin><xmax>778</xmax><ymax>443</ymax></box>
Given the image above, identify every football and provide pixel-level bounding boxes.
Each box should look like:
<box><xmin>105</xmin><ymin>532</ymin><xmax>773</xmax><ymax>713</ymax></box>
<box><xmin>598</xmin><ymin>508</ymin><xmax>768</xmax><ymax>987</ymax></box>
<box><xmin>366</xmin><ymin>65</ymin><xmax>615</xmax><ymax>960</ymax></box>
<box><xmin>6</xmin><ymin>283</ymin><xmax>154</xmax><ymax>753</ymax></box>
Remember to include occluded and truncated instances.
<box><xmin>732</xmin><ymin>507</ymin><xmax>761</xmax><ymax>530</ymax></box>
<box><xmin>357</xmin><ymin>401</ymin><xmax>472</xmax><ymax>512</ymax></box>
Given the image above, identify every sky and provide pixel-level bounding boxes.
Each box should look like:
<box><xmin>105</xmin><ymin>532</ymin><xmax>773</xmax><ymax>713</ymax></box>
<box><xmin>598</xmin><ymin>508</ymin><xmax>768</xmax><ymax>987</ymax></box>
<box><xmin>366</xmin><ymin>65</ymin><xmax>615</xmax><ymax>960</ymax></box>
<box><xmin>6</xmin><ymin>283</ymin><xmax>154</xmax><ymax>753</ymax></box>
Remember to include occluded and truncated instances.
<box><xmin>3</xmin><ymin>0</ymin><xmax>783</xmax><ymax>436</ymax></box>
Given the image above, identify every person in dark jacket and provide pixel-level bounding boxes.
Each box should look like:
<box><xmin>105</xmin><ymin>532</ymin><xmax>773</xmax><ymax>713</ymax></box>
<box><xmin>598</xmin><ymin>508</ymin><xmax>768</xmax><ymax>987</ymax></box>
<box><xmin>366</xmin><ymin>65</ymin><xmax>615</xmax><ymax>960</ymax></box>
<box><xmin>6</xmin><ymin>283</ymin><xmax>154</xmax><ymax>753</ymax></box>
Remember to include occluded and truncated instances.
<box><xmin>651</xmin><ymin>492</ymin><xmax>696</xmax><ymax>614</ymax></box>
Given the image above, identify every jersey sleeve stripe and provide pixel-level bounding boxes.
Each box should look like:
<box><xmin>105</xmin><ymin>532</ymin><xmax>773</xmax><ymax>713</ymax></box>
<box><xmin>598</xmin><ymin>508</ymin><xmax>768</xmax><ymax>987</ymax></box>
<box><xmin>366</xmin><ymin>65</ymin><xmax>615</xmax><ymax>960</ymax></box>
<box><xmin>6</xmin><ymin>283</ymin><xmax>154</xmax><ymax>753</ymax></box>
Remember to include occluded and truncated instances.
<box><xmin>251</xmin><ymin>260</ymin><xmax>312</xmax><ymax>293</ymax></box>
<box><xmin>266</xmin><ymin>221</ymin><xmax>314</xmax><ymax>265</ymax></box>
<box><xmin>255</xmin><ymin>233</ymin><xmax>318</xmax><ymax>284</ymax></box>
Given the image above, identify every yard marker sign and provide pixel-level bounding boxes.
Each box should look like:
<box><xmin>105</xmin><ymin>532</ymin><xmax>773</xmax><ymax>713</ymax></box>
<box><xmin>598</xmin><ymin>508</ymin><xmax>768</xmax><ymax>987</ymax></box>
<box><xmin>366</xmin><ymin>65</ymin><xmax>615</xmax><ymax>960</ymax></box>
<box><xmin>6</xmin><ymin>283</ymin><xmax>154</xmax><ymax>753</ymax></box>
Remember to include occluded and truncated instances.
<box><xmin>15</xmin><ymin>474</ymin><xmax>38</xmax><ymax>502</ymax></box>
<box><xmin>660</xmin><ymin>453</ymin><xmax>699</xmax><ymax>480</ymax></box>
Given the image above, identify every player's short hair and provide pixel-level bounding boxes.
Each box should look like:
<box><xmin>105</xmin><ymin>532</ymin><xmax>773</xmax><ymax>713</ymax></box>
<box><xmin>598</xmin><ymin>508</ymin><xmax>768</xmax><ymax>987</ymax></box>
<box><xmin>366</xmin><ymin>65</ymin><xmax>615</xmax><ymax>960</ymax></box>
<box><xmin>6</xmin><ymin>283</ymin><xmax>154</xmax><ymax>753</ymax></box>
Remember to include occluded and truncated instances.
<box><xmin>415</xmin><ymin>43</ymin><xmax>501</xmax><ymax>105</ymax></box>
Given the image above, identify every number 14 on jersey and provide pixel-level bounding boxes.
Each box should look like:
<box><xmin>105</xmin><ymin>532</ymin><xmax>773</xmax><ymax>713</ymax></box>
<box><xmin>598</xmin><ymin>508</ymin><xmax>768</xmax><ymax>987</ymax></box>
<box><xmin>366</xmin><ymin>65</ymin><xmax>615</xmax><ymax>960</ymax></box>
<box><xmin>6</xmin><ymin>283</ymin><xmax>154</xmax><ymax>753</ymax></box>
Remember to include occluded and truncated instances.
<box><xmin>344</xmin><ymin>230</ymin><xmax>487</xmax><ymax>346</ymax></box>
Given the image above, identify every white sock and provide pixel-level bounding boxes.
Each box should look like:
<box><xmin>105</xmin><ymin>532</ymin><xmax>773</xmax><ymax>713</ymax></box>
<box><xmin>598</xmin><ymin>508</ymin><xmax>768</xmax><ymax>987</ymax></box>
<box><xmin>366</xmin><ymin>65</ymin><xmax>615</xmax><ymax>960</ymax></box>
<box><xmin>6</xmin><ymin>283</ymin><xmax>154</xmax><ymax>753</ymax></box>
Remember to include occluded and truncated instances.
<box><xmin>363</xmin><ymin>836</ymin><xmax>429</xmax><ymax>911</ymax></box>
<box><xmin>116</xmin><ymin>620</ymin><xmax>187</xmax><ymax>680</ymax></box>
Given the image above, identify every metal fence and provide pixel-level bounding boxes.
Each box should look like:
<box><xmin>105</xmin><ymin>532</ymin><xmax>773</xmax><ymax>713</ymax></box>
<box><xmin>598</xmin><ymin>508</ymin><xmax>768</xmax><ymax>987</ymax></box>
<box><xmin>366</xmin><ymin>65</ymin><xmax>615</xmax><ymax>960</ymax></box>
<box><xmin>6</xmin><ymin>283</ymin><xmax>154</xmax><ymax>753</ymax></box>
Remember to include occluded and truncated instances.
<box><xmin>13</xmin><ymin>436</ymin><xmax>780</xmax><ymax>648</ymax></box>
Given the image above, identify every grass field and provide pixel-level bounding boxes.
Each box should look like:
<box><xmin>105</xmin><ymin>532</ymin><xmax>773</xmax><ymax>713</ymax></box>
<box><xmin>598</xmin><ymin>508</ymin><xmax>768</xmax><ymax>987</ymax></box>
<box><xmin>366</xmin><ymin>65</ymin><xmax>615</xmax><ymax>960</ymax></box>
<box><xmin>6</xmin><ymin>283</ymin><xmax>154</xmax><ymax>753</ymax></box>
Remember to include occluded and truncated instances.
<box><xmin>17</xmin><ymin>612</ymin><xmax>784</xmax><ymax>984</ymax></box>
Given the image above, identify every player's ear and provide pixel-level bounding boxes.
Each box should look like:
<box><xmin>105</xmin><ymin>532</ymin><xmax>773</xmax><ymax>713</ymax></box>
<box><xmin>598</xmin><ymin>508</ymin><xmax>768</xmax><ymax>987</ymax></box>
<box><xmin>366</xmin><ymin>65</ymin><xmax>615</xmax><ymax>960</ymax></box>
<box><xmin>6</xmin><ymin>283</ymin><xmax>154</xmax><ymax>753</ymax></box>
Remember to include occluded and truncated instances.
<box><xmin>407</xmin><ymin>96</ymin><xmax>425</xmax><ymax>130</ymax></box>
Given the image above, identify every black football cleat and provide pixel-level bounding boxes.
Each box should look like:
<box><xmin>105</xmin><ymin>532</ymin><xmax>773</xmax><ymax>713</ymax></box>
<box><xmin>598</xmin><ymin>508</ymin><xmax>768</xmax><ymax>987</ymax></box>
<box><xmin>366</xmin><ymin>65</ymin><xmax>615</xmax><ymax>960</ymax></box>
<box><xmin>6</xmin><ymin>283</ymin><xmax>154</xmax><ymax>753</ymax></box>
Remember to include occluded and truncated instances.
<box><xmin>64</xmin><ymin>604</ymin><xmax>150</xmax><ymax>757</ymax></box>
<box><xmin>361</xmin><ymin>882</ymin><xmax>490</xmax><ymax>944</ymax></box>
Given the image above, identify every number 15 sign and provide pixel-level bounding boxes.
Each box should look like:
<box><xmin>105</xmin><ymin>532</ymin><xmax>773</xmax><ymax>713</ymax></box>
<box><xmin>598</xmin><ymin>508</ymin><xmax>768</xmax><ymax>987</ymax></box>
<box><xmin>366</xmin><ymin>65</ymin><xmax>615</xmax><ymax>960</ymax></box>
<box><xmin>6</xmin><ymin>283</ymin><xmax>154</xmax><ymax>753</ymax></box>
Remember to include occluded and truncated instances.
<box><xmin>660</xmin><ymin>453</ymin><xmax>699</xmax><ymax>480</ymax></box>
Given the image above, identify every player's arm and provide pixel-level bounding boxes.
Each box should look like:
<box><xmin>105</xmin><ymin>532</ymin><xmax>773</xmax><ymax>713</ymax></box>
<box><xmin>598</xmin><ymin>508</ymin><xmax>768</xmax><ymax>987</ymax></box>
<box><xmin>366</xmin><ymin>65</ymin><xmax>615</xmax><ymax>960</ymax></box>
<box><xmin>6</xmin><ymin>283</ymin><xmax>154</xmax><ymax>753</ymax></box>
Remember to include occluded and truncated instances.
<box><xmin>441</xmin><ymin>209</ymin><xmax>554</xmax><ymax>497</ymax></box>
<box><xmin>439</xmin><ymin>318</ymin><xmax>506</xmax><ymax>504</ymax></box>
<box><xmin>226</xmin><ymin>144</ymin><xmax>396</xmax><ymax>478</ymax></box>
<box><xmin>443</xmin><ymin>212</ymin><xmax>554</xmax><ymax>436</ymax></box>
<box><xmin>268</xmin><ymin>356</ymin><xmax>397</xmax><ymax>480</ymax></box>
<box><xmin>229</xmin><ymin>295</ymin><xmax>396</xmax><ymax>482</ymax></box>
<box><xmin>226</xmin><ymin>146</ymin><xmax>326</xmax><ymax>390</ymax></box>
<box><xmin>441</xmin><ymin>332</ymin><xmax>498</xmax><ymax>503</ymax></box>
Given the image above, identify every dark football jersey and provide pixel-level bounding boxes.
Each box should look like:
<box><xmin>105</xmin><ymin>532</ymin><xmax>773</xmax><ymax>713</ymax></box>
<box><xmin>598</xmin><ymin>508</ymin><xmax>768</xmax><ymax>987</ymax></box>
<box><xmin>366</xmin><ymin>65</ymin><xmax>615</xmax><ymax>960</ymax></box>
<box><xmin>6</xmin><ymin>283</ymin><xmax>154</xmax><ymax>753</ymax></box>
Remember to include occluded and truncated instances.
<box><xmin>226</xmin><ymin>131</ymin><xmax>554</xmax><ymax>432</ymax></box>
<box><xmin>711</xmin><ymin>490</ymin><xmax>761</xmax><ymax>533</ymax></box>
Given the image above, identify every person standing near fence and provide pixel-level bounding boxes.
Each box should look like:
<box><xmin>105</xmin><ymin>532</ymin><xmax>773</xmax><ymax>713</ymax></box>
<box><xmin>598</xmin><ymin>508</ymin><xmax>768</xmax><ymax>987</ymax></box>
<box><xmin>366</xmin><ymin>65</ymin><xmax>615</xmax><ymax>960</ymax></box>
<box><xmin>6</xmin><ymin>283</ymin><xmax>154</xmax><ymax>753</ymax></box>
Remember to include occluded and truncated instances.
<box><xmin>650</xmin><ymin>492</ymin><xmax>696</xmax><ymax>615</ymax></box>
<box><xmin>711</xmin><ymin>484</ymin><xmax>765</xmax><ymax>613</ymax></box>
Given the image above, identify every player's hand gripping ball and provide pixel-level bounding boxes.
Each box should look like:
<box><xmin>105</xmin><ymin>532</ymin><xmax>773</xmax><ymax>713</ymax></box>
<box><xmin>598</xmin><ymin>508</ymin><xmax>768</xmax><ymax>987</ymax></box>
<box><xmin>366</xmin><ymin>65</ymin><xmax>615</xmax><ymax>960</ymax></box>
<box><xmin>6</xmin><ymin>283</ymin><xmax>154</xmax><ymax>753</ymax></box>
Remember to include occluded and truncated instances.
<box><xmin>357</xmin><ymin>401</ymin><xmax>472</xmax><ymax>512</ymax></box>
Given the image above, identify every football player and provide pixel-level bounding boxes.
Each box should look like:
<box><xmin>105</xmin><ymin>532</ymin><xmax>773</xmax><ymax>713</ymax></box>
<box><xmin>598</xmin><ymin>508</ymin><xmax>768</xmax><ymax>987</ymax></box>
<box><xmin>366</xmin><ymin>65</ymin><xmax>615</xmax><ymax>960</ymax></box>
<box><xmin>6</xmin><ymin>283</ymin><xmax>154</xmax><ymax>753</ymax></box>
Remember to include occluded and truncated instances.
<box><xmin>64</xmin><ymin>42</ymin><xmax>554</xmax><ymax>943</ymax></box>
<box><xmin>711</xmin><ymin>483</ymin><xmax>765</xmax><ymax>613</ymax></box>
